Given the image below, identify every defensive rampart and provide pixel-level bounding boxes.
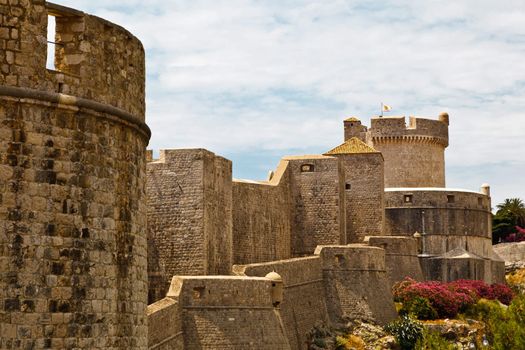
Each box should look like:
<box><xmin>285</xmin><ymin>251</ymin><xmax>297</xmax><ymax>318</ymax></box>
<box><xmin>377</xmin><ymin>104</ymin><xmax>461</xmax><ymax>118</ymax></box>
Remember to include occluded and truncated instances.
<box><xmin>367</xmin><ymin>236</ymin><xmax>424</xmax><ymax>285</ymax></box>
<box><xmin>233</xmin><ymin>257</ymin><xmax>329</xmax><ymax>350</ymax></box>
<box><xmin>232</xmin><ymin>159</ymin><xmax>292</xmax><ymax>264</ymax></box>
<box><xmin>384</xmin><ymin>188</ymin><xmax>492</xmax><ymax>257</ymax></box>
<box><xmin>286</xmin><ymin>156</ymin><xmax>346</xmax><ymax>256</ymax></box>
<box><xmin>147</xmin><ymin>149</ymin><xmax>232</xmax><ymax>302</ymax></box>
<box><xmin>366</xmin><ymin>115</ymin><xmax>449</xmax><ymax>188</ymax></box>
<box><xmin>315</xmin><ymin>245</ymin><xmax>397</xmax><ymax>325</ymax></box>
<box><xmin>147</xmin><ymin>276</ymin><xmax>290</xmax><ymax>350</ymax></box>
<box><xmin>0</xmin><ymin>1</ymin><xmax>149</xmax><ymax>348</ymax></box>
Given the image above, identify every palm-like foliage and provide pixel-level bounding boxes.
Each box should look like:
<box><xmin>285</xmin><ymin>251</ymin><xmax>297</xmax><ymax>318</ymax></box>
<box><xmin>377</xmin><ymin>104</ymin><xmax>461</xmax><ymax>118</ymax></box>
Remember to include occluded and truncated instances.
<box><xmin>493</xmin><ymin>198</ymin><xmax>525</xmax><ymax>243</ymax></box>
<box><xmin>496</xmin><ymin>198</ymin><xmax>525</xmax><ymax>226</ymax></box>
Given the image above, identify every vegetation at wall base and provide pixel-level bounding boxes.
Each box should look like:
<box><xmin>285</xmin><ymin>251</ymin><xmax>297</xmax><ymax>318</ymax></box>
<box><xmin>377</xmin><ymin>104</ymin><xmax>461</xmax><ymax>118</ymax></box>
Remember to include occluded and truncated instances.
<box><xmin>492</xmin><ymin>198</ymin><xmax>525</xmax><ymax>243</ymax></box>
<box><xmin>384</xmin><ymin>315</ymin><xmax>423</xmax><ymax>350</ymax></box>
<box><xmin>393</xmin><ymin>277</ymin><xmax>514</xmax><ymax>319</ymax></box>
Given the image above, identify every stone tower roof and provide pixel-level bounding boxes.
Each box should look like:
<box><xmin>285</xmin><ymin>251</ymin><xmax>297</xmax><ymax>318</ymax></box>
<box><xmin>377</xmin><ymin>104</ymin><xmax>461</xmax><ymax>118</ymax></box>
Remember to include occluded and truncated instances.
<box><xmin>344</xmin><ymin>117</ymin><xmax>361</xmax><ymax>122</ymax></box>
<box><xmin>324</xmin><ymin>137</ymin><xmax>379</xmax><ymax>155</ymax></box>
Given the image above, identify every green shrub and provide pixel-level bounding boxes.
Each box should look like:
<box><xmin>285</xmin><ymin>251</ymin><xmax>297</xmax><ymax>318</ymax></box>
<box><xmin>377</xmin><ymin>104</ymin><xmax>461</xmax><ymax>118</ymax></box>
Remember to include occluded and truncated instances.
<box><xmin>385</xmin><ymin>315</ymin><xmax>423</xmax><ymax>350</ymax></box>
<box><xmin>401</xmin><ymin>296</ymin><xmax>438</xmax><ymax>320</ymax></box>
<box><xmin>464</xmin><ymin>295</ymin><xmax>525</xmax><ymax>350</ymax></box>
<box><xmin>415</xmin><ymin>330</ymin><xmax>457</xmax><ymax>350</ymax></box>
<box><xmin>463</xmin><ymin>298</ymin><xmax>504</xmax><ymax>321</ymax></box>
<box><xmin>491</xmin><ymin>294</ymin><xmax>525</xmax><ymax>350</ymax></box>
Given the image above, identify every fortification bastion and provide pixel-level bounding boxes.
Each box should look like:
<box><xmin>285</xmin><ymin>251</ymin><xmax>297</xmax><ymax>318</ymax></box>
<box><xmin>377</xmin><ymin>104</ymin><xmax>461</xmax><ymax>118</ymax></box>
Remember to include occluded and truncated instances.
<box><xmin>349</xmin><ymin>115</ymin><xmax>449</xmax><ymax>188</ymax></box>
<box><xmin>1</xmin><ymin>1</ymin><xmax>149</xmax><ymax>348</ymax></box>
<box><xmin>0</xmin><ymin>2</ymin><xmax>508</xmax><ymax>349</ymax></box>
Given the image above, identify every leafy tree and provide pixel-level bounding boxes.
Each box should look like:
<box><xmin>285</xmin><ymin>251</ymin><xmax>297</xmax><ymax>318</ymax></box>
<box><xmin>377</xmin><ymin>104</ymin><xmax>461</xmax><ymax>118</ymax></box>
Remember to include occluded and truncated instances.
<box><xmin>492</xmin><ymin>198</ymin><xmax>525</xmax><ymax>243</ymax></box>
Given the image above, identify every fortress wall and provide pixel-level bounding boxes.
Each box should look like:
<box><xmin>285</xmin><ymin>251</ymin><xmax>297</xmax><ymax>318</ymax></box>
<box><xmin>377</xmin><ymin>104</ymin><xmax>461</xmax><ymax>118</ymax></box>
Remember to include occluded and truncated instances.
<box><xmin>147</xmin><ymin>149</ymin><xmax>233</xmax><ymax>303</ymax></box>
<box><xmin>315</xmin><ymin>245</ymin><xmax>397</xmax><ymax>325</ymax></box>
<box><xmin>167</xmin><ymin>276</ymin><xmax>290</xmax><ymax>350</ymax></box>
<box><xmin>0</xmin><ymin>0</ymin><xmax>145</xmax><ymax>116</ymax></box>
<box><xmin>232</xmin><ymin>160</ymin><xmax>291</xmax><ymax>264</ymax></box>
<box><xmin>367</xmin><ymin>236</ymin><xmax>424</xmax><ymax>285</ymax></box>
<box><xmin>374</xmin><ymin>141</ymin><xmax>445</xmax><ymax>187</ymax></box>
<box><xmin>287</xmin><ymin>156</ymin><xmax>345</xmax><ymax>256</ymax></box>
<box><xmin>1</xmin><ymin>2</ymin><xmax>145</xmax><ymax>117</ymax></box>
<box><xmin>203</xmin><ymin>153</ymin><xmax>233</xmax><ymax>275</ymax></box>
<box><xmin>0</xmin><ymin>2</ymin><xmax>149</xmax><ymax>348</ymax></box>
<box><xmin>233</xmin><ymin>257</ymin><xmax>328</xmax><ymax>350</ymax></box>
<box><xmin>343</xmin><ymin>119</ymin><xmax>367</xmax><ymax>141</ymax></box>
<box><xmin>338</xmin><ymin>153</ymin><xmax>384</xmax><ymax>242</ymax></box>
<box><xmin>147</xmin><ymin>298</ymin><xmax>184</xmax><ymax>350</ymax></box>
<box><xmin>384</xmin><ymin>189</ymin><xmax>492</xmax><ymax>257</ymax></box>
<box><xmin>368</xmin><ymin>116</ymin><xmax>448</xmax><ymax>141</ymax></box>
<box><xmin>367</xmin><ymin>116</ymin><xmax>448</xmax><ymax>188</ymax></box>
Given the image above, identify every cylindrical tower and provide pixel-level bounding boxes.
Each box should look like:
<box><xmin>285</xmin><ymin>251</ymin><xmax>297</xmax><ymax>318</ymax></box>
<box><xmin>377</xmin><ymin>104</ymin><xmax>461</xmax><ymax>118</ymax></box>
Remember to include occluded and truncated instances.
<box><xmin>366</xmin><ymin>114</ymin><xmax>449</xmax><ymax>188</ymax></box>
<box><xmin>0</xmin><ymin>2</ymin><xmax>149</xmax><ymax>349</ymax></box>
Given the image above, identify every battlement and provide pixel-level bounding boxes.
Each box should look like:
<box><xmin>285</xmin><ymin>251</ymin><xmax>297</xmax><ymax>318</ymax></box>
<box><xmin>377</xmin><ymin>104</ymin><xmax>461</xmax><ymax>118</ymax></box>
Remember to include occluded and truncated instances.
<box><xmin>368</xmin><ymin>115</ymin><xmax>449</xmax><ymax>147</ymax></box>
<box><xmin>0</xmin><ymin>1</ymin><xmax>145</xmax><ymax>118</ymax></box>
<box><xmin>314</xmin><ymin>244</ymin><xmax>386</xmax><ymax>271</ymax></box>
<box><xmin>166</xmin><ymin>276</ymin><xmax>277</xmax><ymax>308</ymax></box>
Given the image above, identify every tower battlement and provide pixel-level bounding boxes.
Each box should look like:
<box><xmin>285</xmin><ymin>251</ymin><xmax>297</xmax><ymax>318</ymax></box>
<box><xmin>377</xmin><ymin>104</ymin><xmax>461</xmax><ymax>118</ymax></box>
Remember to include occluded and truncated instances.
<box><xmin>350</xmin><ymin>113</ymin><xmax>451</xmax><ymax>188</ymax></box>
<box><xmin>368</xmin><ymin>115</ymin><xmax>449</xmax><ymax>147</ymax></box>
<box><xmin>0</xmin><ymin>1</ymin><xmax>146</xmax><ymax>118</ymax></box>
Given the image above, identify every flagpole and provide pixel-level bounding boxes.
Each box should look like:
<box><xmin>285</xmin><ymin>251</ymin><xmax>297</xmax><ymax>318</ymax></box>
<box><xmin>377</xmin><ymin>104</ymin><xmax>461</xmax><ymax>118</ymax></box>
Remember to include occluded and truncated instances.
<box><xmin>380</xmin><ymin>102</ymin><xmax>383</xmax><ymax>117</ymax></box>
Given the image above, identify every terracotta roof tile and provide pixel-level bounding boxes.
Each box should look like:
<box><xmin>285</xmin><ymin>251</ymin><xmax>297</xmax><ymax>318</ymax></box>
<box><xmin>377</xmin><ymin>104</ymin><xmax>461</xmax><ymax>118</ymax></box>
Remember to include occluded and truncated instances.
<box><xmin>324</xmin><ymin>137</ymin><xmax>379</xmax><ymax>155</ymax></box>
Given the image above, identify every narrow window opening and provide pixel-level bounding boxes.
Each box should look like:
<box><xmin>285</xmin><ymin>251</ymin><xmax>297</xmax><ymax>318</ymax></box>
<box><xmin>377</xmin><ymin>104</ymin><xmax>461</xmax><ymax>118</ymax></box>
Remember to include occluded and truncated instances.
<box><xmin>404</xmin><ymin>194</ymin><xmax>413</xmax><ymax>203</ymax></box>
<box><xmin>345</xmin><ymin>183</ymin><xmax>351</xmax><ymax>190</ymax></box>
<box><xmin>192</xmin><ymin>287</ymin><xmax>205</xmax><ymax>300</ymax></box>
<box><xmin>46</xmin><ymin>15</ymin><xmax>57</xmax><ymax>70</ymax></box>
<box><xmin>300</xmin><ymin>164</ymin><xmax>314</xmax><ymax>173</ymax></box>
<box><xmin>478</xmin><ymin>197</ymin><xmax>483</xmax><ymax>206</ymax></box>
<box><xmin>335</xmin><ymin>254</ymin><xmax>345</xmax><ymax>266</ymax></box>
<box><xmin>447</xmin><ymin>195</ymin><xmax>455</xmax><ymax>203</ymax></box>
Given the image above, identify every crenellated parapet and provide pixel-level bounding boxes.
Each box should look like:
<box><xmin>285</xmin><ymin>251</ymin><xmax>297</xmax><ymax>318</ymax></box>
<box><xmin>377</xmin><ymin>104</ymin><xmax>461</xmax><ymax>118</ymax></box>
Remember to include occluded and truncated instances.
<box><xmin>368</xmin><ymin>115</ymin><xmax>449</xmax><ymax>147</ymax></box>
<box><xmin>359</xmin><ymin>113</ymin><xmax>450</xmax><ymax>188</ymax></box>
<box><xmin>0</xmin><ymin>1</ymin><xmax>146</xmax><ymax>119</ymax></box>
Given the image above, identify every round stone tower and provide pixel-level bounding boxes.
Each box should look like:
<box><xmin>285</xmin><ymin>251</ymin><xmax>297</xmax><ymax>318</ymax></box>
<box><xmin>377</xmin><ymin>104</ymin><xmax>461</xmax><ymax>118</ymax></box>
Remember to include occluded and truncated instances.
<box><xmin>0</xmin><ymin>2</ymin><xmax>149</xmax><ymax>349</ymax></box>
<box><xmin>365</xmin><ymin>114</ymin><xmax>449</xmax><ymax>188</ymax></box>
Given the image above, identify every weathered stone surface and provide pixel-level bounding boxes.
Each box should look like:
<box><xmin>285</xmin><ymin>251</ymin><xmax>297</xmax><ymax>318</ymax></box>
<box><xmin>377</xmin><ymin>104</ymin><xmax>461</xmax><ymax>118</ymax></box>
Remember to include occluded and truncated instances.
<box><xmin>234</xmin><ymin>257</ymin><xmax>329</xmax><ymax>350</ymax></box>
<box><xmin>315</xmin><ymin>245</ymin><xmax>397</xmax><ymax>326</ymax></box>
<box><xmin>146</xmin><ymin>149</ymin><xmax>232</xmax><ymax>303</ymax></box>
<box><xmin>148</xmin><ymin>276</ymin><xmax>292</xmax><ymax>350</ymax></box>
<box><xmin>232</xmin><ymin>159</ymin><xmax>292</xmax><ymax>264</ymax></box>
<box><xmin>367</xmin><ymin>236</ymin><xmax>424</xmax><ymax>286</ymax></box>
<box><xmin>0</xmin><ymin>1</ymin><xmax>148</xmax><ymax>349</ymax></box>
<box><xmin>365</xmin><ymin>116</ymin><xmax>449</xmax><ymax>188</ymax></box>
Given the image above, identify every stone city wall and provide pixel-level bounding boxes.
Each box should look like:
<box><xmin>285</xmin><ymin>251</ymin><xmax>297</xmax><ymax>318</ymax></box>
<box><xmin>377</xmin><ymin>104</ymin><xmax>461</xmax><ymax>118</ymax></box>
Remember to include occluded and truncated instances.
<box><xmin>157</xmin><ymin>276</ymin><xmax>291</xmax><ymax>350</ymax></box>
<box><xmin>384</xmin><ymin>189</ymin><xmax>492</xmax><ymax>258</ymax></box>
<box><xmin>1</xmin><ymin>1</ymin><xmax>149</xmax><ymax>348</ymax></box>
<box><xmin>367</xmin><ymin>116</ymin><xmax>448</xmax><ymax>188</ymax></box>
<box><xmin>337</xmin><ymin>153</ymin><xmax>384</xmax><ymax>242</ymax></box>
<box><xmin>1</xmin><ymin>1</ymin><xmax>145</xmax><ymax>117</ymax></box>
<box><xmin>367</xmin><ymin>236</ymin><xmax>424</xmax><ymax>286</ymax></box>
<box><xmin>315</xmin><ymin>245</ymin><xmax>397</xmax><ymax>325</ymax></box>
<box><xmin>287</xmin><ymin>156</ymin><xmax>345</xmax><ymax>256</ymax></box>
<box><xmin>147</xmin><ymin>149</ymin><xmax>232</xmax><ymax>303</ymax></box>
<box><xmin>232</xmin><ymin>159</ymin><xmax>291</xmax><ymax>264</ymax></box>
<box><xmin>147</xmin><ymin>298</ymin><xmax>183</xmax><ymax>350</ymax></box>
<box><xmin>233</xmin><ymin>256</ymin><xmax>329</xmax><ymax>350</ymax></box>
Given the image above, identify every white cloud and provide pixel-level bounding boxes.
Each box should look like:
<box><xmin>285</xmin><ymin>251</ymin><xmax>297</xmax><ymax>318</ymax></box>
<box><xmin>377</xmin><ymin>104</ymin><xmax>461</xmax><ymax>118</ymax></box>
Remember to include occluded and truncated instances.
<box><xmin>55</xmin><ymin>0</ymin><xmax>525</xmax><ymax>205</ymax></box>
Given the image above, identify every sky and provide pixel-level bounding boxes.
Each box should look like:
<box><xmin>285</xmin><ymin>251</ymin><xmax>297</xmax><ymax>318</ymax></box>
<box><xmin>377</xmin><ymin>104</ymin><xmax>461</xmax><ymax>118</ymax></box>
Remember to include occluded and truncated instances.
<box><xmin>56</xmin><ymin>0</ymin><xmax>525</xmax><ymax>208</ymax></box>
